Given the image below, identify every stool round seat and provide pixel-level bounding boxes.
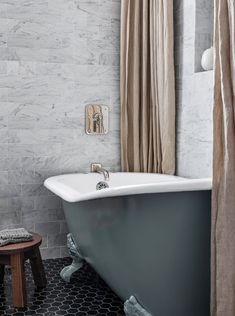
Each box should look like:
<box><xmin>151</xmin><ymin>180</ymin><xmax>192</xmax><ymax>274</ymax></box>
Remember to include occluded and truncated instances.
<box><xmin>0</xmin><ymin>232</ymin><xmax>46</xmax><ymax>309</ymax></box>
<box><xmin>0</xmin><ymin>233</ymin><xmax>42</xmax><ymax>255</ymax></box>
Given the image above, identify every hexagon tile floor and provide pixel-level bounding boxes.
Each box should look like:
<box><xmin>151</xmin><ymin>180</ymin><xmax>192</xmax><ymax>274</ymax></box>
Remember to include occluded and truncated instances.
<box><xmin>0</xmin><ymin>257</ymin><xmax>125</xmax><ymax>316</ymax></box>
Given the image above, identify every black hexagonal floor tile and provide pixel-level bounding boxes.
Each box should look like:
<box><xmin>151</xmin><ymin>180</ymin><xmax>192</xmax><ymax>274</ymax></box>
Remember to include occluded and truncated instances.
<box><xmin>0</xmin><ymin>257</ymin><xmax>125</xmax><ymax>315</ymax></box>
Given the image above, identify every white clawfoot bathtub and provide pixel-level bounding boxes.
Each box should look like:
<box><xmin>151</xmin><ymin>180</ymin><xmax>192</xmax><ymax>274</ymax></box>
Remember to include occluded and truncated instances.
<box><xmin>45</xmin><ymin>173</ymin><xmax>212</xmax><ymax>316</ymax></box>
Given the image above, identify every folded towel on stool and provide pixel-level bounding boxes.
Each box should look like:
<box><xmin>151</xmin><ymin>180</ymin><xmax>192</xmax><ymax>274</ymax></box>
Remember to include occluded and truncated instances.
<box><xmin>0</xmin><ymin>228</ymin><xmax>33</xmax><ymax>246</ymax></box>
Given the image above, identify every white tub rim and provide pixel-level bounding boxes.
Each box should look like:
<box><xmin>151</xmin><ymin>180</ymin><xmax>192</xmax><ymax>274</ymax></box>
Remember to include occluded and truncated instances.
<box><xmin>44</xmin><ymin>172</ymin><xmax>212</xmax><ymax>203</ymax></box>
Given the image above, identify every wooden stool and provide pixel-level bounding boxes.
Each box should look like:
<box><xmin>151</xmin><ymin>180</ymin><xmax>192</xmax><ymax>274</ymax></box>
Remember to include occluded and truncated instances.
<box><xmin>0</xmin><ymin>233</ymin><xmax>47</xmax><ymax>308</ymax></box>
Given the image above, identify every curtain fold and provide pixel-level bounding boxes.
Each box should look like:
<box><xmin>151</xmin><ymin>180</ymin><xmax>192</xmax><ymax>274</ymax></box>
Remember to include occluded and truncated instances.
<box><xmin>120</xmin><ymin>0</ymin><xmax>175</xmax><ymax>174</ymax></box>
<box><xmin>212</xmin><ymin>0</ymin><xmax>235</xmax><ymax>315</ymax></box>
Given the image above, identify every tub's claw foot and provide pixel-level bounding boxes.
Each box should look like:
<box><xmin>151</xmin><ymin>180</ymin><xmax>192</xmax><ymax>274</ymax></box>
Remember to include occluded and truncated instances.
<box><xmin>60</xmin><ymin>257</ymin><xmax>83</xmax><ymax>282</ymax></box>
<box><xmin>124</xmin><ymin>296</ymin><xmax>152</xmax><ymax>316</ymax></box>
<box><xmin>60</xmin><ymin>233</ymin><xmax>84</xmax><ymax>283</ymax></box>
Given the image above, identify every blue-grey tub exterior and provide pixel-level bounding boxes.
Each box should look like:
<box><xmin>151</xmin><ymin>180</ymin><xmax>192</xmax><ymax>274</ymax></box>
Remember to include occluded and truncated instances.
<box><xmin>62</xmin><ymin>190</ymin><xmax>211</xmax><ymax>316</ymax></box>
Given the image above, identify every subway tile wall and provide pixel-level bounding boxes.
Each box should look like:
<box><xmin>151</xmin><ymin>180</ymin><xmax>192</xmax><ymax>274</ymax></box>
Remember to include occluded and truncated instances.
<box><xmin>0</xmin><ymin>0</ymin><xmax>121</xmax><ymax>259</ymax></box>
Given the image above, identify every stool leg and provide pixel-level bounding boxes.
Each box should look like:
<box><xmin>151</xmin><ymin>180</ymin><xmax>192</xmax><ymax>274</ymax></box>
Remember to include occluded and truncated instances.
<box><xmin>0</xmin><ymin>264</ymin><xmax>4</xmax><ymax>283</ymax></box>
<box><xmin>29</xmin><ymin>247</ymin><xmax>47</xmax><ymax>288</ymax></box>
<box><xmin>11</xmin><ymin>253</ymin><xmax>27</xmax><ymax>308</ymax></box>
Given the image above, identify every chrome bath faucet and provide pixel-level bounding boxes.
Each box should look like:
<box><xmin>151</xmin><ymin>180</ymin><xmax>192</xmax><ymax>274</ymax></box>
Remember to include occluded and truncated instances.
<box><xmin>91</xmin><ymin>163</ymin><xmax>110</xmax><ymax>181</ymax></box>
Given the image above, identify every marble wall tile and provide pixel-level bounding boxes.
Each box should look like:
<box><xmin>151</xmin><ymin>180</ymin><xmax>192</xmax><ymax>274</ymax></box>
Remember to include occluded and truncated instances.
<box><xmin>21</xmin><ymin>183</ymin><xmax>53</xmax><ymax>196</ymax></box>
<box><xmin>0</xmin><ymin>0</ymin><xmax>121</xmax><ymax>258</ymax></box>
<box><xmin>194</xmin><ymin>0</ymin><xmax>214</xmax><ymax>72</ymax></box>
<box><xmin>35</xmin><ymin>222</ymin><xmax>61</xmax><ymax>235</ymax></box>
<box><xmin>0</xmin><ymin>210</ymin><xmax>21</xmax><ymax>226</ymax></box>
<box><xmin>174</xmin><ymin>0</ymin><xmax>213</xmax><ymax>178</ymax></box>
<box><xmin>60</xmin><ymin>246</ymin><xmax>69</xmax><ymax>257</ymax></box>
<box><xmin>48</xmin><ymin>233</ymin><xmax>67</xmax><ymax>247</ymax></box>
<box><xmin>0</xmin><ymin>197</ymin><xmax>8</xmax><ymax>212</ymax></box>
<box><xmin>40</xmin><ymin>247</ymin><xmax>61</xmax><ymax>259</ymax></box>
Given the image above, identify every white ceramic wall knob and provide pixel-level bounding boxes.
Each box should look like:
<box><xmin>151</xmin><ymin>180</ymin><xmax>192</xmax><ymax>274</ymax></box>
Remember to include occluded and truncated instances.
<box><xmin>201</xmin><ymin>46</ymin><xmax>214</xmax><ymax>71</ymax></box>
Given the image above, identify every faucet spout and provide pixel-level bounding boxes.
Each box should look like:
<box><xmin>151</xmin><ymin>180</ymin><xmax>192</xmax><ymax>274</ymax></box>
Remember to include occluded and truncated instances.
<box><xmin>97</xmin><ymin>167</ymin><xmax>110</xmax><ymax>181</ymax></box>
<box><xmin>91</xmin><ymin>163</ymin><xmax>110</xmax><ymax>181</ymax></box>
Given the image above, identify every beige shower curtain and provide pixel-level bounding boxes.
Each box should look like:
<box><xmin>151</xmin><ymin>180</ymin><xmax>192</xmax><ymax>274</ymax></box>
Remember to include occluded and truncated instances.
<box><xmin>120</xmin><ymin>0</ymin><xmax>175</xmax><ymax>173</ymax></box>
<box><xmin>212</xmin><ymin>0</ymin><xmax>235</xmax><ymax>315</ymax></box>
